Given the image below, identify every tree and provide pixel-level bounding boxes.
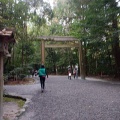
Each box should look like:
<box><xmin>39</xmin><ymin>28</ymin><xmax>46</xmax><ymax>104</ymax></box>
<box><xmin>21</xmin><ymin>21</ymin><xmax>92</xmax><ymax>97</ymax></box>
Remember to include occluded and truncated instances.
<box><xmin>85</xmin><ymin>0</ymin><xmax>120</xmax><ymax>77</ymax></box>
<box><xmin>0</xmin><ymin>0</ymin><xmax>53</xmax><ymax>76</ymax></box>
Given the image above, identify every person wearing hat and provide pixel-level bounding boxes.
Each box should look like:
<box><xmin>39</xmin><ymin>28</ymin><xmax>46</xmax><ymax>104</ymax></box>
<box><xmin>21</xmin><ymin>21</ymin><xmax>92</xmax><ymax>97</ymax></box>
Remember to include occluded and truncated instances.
<box><xmin>38</xmin><ymin>65</ymin><xmax>48</xmax><ymax>92</ymax></box>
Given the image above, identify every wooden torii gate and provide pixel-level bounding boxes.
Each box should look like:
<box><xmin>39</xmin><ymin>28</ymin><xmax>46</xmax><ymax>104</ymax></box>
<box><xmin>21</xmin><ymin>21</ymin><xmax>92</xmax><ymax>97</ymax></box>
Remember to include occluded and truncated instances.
<box><xmin>37</xmin><ymin>36</ymin><xmax>85</xmax><ymax>80</ymax></box>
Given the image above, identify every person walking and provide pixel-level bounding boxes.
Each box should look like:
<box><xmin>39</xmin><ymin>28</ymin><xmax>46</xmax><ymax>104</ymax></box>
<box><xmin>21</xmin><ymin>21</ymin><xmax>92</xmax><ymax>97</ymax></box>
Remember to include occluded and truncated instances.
<box><xmin>31</xmin><ymin>69</ymin><xmax>34</xmax><ymax>77</ymax></box>
<box><xmin>38</xmin><ymin>65</ymin><xmax>48</xmax><ymax>92</ymax></box>
<box><xmin>68</xmin><ymin>71</ymin><xmax>72</xmax><ymax>80</ymax></box>
<box><xmin>73</xmin><ymin>68</ymin><xmax>76</xmax><ymax>79</ymax></box>
<box><xmin>68</xmin><ymin>67</ymin><xmax>72</xmax><ymax>80</ymax></box>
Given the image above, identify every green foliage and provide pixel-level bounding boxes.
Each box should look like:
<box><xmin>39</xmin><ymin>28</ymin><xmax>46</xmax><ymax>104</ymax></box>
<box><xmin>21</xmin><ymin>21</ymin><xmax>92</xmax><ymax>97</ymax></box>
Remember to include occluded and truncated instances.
<box><xmin>45</xmin><ymin>47</ymin><xmax>78</xmax><ymax>74</ymax></box>
<box><xmin>6</xmin><ymin>65</ymin><xmax>32</xmax><ymax>81</ymax></box>
<box><xmin>67</xmin><ymin>0</ymin><xmax>120</xmax><ymax>76</ymax></box>
<box><xmin>49</xmin><ymin>23</ymin><xmax>63</xmax><ymax>35</ymax></box>
<box><xmin>3</xmin><ymin>97</ymin><xmax>25</xmax><ymax>108</ymax></box>
<box><xmin>1</xmin><ymin>0</ymin><xmax>120</xmax><ymax>77</ymax></box>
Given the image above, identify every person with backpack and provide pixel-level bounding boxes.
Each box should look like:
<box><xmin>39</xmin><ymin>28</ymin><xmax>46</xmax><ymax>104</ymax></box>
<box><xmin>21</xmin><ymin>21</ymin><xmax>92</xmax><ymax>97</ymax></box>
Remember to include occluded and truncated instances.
<box><xmin>38</xmin><ymin>65</ymin><xmax>48</xmax><ymax>92</ymax></box>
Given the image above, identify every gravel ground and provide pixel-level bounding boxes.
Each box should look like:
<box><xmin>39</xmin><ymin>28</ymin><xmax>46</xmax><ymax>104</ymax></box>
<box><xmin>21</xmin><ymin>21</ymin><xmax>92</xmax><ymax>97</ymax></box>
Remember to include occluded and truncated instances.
<box><xmin>4</xmin><ymin>75</ymin><xmax>120</xmax><ymax>120</ymax></box>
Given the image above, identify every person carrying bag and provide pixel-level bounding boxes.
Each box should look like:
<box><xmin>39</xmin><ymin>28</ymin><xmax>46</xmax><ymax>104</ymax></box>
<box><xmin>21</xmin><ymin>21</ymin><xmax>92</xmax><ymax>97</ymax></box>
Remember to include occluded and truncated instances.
<box><xmin>38</xmin><ymin>65</ymin><xmax>48</xmax><ymax>92</ymax></box>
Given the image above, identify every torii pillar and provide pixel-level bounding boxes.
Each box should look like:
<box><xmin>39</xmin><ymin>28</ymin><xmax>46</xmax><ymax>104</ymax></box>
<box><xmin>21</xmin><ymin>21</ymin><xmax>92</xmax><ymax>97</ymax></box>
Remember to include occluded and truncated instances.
<box><xmin>41</xmin><ymin>40</ymin><xmax>45</xmax><ymax>64</ymax></box>
<box><xmin>79</xmin><ymin>41</ymin><xmax>85</xmax><ymax>80</ymax></box>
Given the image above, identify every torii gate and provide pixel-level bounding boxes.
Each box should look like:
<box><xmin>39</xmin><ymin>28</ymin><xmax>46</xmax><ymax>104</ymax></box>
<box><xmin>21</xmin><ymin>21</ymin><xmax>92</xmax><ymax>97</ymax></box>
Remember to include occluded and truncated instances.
<box><xmin>37</xmin><ymin>36</ymin><xmax>85</xmax><ymax>80</ymax></box>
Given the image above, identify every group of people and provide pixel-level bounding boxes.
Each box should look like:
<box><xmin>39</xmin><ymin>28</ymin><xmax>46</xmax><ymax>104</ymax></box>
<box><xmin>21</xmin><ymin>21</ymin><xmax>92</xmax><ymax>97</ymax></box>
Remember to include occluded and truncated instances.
<box><xmin>32</xmin><ymin>64</ymin><xmax>78</xmax><ymax>93</ymax></box>
<box><xmin>68</xmin><ymin>67</ymin><xmax>78</xmax><ymax>80</ymax></box>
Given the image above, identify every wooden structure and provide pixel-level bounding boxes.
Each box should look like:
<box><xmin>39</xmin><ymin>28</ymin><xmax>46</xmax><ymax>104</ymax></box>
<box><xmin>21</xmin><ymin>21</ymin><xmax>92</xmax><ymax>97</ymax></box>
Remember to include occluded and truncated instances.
<box><xmin>37</xmin><ymin>36</ymin><xmax>85</xmax><ymax>80</ymax></box>
<box><xmin>0</xmin><ymin>28</ymin><xmax>15</xmax><ymax>120</ymax></box>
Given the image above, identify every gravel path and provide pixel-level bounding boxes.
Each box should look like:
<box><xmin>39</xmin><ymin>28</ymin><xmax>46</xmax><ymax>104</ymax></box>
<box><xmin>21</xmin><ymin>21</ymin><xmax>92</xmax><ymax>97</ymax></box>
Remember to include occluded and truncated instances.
<box><xmin>4</xmin><ymin>76</ymin><xmax>120</xmax><ymax>120</ymax></box>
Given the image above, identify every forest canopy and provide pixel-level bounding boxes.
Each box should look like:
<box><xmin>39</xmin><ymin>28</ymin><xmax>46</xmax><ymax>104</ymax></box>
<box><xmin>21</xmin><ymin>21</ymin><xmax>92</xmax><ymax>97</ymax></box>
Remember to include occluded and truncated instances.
<box><xmin>0</xmin><ymin>0</ymin><xmax>120</xmax><ymax>79</ymax></box>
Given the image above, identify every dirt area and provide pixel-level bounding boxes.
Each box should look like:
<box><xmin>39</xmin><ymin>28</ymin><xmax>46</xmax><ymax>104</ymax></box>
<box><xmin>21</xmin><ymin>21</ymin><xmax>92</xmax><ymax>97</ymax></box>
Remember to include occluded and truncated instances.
<box><xmin>3</xmin><ymin>102</ymin><xmax>20</xmax><ymax>120</ymax></box>
<box><xmin>3</xmin><ymin>78</ymin><xmax>35</xmax><ymax>120</ymax></box>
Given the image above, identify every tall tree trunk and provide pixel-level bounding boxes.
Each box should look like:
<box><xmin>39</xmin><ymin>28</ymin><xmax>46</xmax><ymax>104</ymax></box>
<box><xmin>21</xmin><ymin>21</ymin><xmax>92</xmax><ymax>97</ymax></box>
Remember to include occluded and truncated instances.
<box><xmin>111</xmin><ymin>1</ymin><xmax>120</xmax><ymax>78</ymax></box>
<box><xmin>112</xmin><ymin>30</ymin><xmax>120</xmax><ymax>77</ymax></box>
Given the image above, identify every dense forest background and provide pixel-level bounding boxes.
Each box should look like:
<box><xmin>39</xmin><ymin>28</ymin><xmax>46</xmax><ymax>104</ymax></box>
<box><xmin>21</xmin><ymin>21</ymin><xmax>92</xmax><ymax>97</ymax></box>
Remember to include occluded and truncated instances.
<box><xmin>0</xmin><ymin>0</ymin><xmax>120</xmax><ymax>80</ymax></box>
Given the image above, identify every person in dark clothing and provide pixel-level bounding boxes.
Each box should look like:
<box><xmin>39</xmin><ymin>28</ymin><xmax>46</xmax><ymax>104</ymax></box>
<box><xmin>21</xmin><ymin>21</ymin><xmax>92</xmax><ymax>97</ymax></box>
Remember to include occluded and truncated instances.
<box><xmin>31</xmin><ymin>69</ymin><xmax>34</xmax><ymax>77</ymax></box>
<box><xmin>73</xmin><ymin>68</ymin><xmax>76</xmax><ymax>79</ymax></box>
<box><xmin>38</xmin><ymin>65</ymin><xmax>48</xmax><ymax>92</ymax></box>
